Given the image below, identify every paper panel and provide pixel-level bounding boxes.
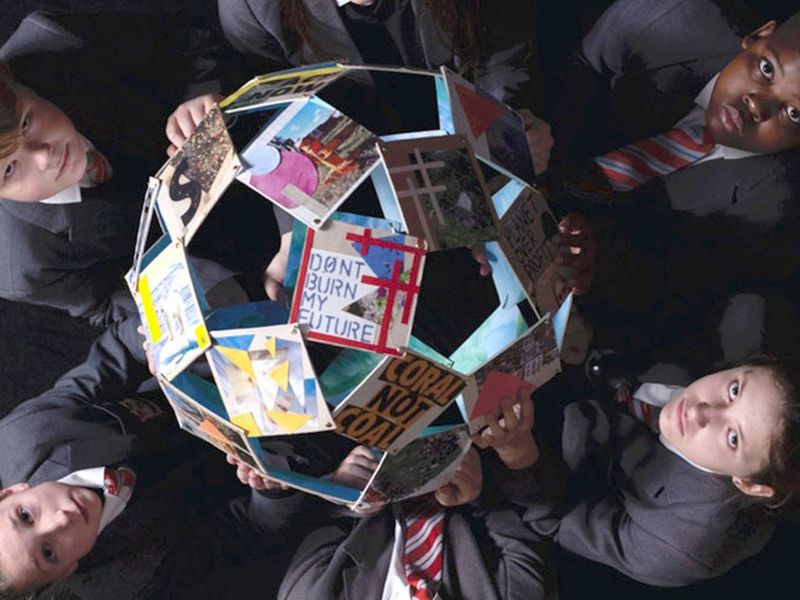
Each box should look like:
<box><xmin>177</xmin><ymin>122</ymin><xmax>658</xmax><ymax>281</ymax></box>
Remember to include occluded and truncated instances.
<box><xmin>333</xmin><ymin>352</ymin><xmax>470</xmax><ymax>454</ymax></box>
<box><xmin>155</xmin><ymin>106</ymin><xmax>241</xmax><ymax>244</ymax></box>
<box><xmin>379</xmin><ymin>134</ymin><xmax>498</xmax><ymax>251</ymax></box>
<box><xmin>207</xmin><ymin>324</ymin><xmax>335</xmax><ymax>436</ymax></box>
<box><xmin>136</xmin><ymin>241</ymin><xmax>210</xmax><ymax>380</ymax></box>
<box><xmin>290</xmin><ymin>218</ymin><xmax>426</xmax><ymax>355</ymax></box>
<box><xmin>237</xmin><ymin>97</ymin><xmax>380</xmax><ymax>228</ymax></box>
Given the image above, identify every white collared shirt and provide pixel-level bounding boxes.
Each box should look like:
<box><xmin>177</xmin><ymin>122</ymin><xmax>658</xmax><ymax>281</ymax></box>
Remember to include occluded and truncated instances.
<box><xmin>674</xmin><ymin>73</ymin><xmax>758</xmax><ymax>165</ymax></box>
<box><xmin>57</xmin><ymin>466</ymin><xmax>134</xmax><ymax>533</ymax></box>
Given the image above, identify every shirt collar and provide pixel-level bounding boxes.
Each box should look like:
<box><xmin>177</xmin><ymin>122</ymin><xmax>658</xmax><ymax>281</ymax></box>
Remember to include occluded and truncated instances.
<box><xmin>38</xmin><ymin>135</ymin><xmax>94</xmax><ymax>205</ymax></box>
<box><xmin>57</xmin><ymin>466</ymin><xmax>134</xmax><ymax>533</ymax></box>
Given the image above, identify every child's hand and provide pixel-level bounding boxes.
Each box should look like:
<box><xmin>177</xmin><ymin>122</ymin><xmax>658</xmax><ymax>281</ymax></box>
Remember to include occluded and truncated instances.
<box><xmin>165</xmin><ymin>93</ymin><xmax>224</xmax><ymax>157</ymax></box>
<box><xmin>226</xmin><ymin>454</ymin><xmax>289</xmax><ymax>491</ymax></box>
<box><xmin>555</xmin><ymin>213</ymin><xmax>596</xmax><ymax>295</ymax></box>
<box><xmin>435</xmin><ymin>447</ymin><xmax>483</xmax><ymax>506</ymax></box>
<box><xmin>470</xmin><ymin>244</ymin><xmax>492</xmax><ymax>277</ymax></box>
<box><xmin>520</xmin><ymin>109</ymin><xmax>554</xmax><ymax>176</ymax></box>
<box><xmin>332</xmin><ymin>445</ymin><xmax>379</xmax><ymax>489</ymax></box>
<box><xmin>333</xmin><ymin>445</ymin><xmax>384</xmax><ymax>514</ymax></box>
<box><xmin>263</xmin><ymin>232</ymin><xmax>291</xmax><ymax>303</ymax></box>
<box><xmin>137</xmin><ymin>324</ymin><xmax>157</xmax><ymax>376</ymax></box>
<box><xmin>472</xmin><ymin>385</ymin><xmax>539</xmax><ymax>470</ymax></box>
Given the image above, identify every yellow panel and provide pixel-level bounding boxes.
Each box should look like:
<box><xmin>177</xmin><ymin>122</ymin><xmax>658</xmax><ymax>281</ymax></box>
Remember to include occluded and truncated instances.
<box><xmin>268</xmin><ymin>361</ymin><xmax>290</xmax><ymax>392</ymax></box>
<box><xmin>137</xmin><ymin>275</ymin><xmax>162</xmax><ymax>343</ymax></box>
<box><xmin>217</xmin><ymin>346</ymin><xmax>256</xmax><ymax>380</ymax></box>
<box><xmin>266</xmin><ymin>411</ymin><xmax>312</xmax><ymax>433</ymax></box>
<box><xmin>231</xmin><ymin>412</ymin><xmax>261</xmax><ymax>437</ymax></box>
<box><xmin>264</xmin><ymin>335</ymin><xmax>276</xmax><ymax>357</ymax></box>
<box><xmin>194</xmin><ymin>324</ymin><xmax>210</xmax><ymax>349</ymax></box>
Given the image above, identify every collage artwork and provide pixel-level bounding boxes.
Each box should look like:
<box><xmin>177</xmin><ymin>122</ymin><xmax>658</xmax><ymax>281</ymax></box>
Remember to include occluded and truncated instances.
<box><xmin>125</xmin><ymin>62</ymin><xmax>574</xmax><ymax>509</ymax></box>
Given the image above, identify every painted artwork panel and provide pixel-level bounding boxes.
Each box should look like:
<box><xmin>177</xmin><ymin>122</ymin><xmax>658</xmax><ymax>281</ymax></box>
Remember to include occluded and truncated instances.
<box><xmin>354</xmin><ymin>425</ymin><xmax>472</xmax><ymax>509</ymax></box>
<box><xmin>155</xmin><ymin>106</ymin><xmax>241</xmax><ymax>244</ymax></box>
<box><xmin>380</xmin><ymin>135</ymin><xmax>498</xmax><ymax>250</ymax></box>
<box><xmin>237</xmin><ymin>98</ymin><xmax>380</xmax><ymax>228</ymax></box>
<box><xmin>290</xmin><ymin>218</ymin><xmax>426</xmax><ymax>355</ymax></box>
<box><xmin>469</xmin><ymin>314</ymin><xmax>561</xmax><ymax>427</ymax></box>
<box><xmin>136</xmin><ymin>241</ymin><xmax>210</xmax><ymax>381</ymax></box>
<box><xmin>441</xmin><ymin>67</ymin><xmax>535</xmax><ymax>186</ymax></box>
<box><xmin>159</xmin><ymin>376</ymin><xmax>268</xmax><ymax>474</ymax></box>
<box><xmin>219</xmin><ymin>63</ymin><xmax>345</xmax><ymax>113</ymax></box>
<box><xmin>333</xmin><ymin>352</ymin><xmax>471</xmax><ymax>454</ymax></box>
<box><xmin>497</xmin><ymin>186</ymin><xmax>560</xmax><ymax>301</ymax></box>
<box><xmin>206</xmin><ymin>324</ymin><xmax>334</xmax><ymax>437</ymax></box>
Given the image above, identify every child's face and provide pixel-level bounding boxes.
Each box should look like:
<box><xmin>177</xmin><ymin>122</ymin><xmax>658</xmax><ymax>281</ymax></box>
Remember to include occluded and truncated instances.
<box><xmin>0</xmin><ymin>482</ymin><xmax>102</xmax><ymax>590</ymax></box>
<box><xmin>659</xmin><ymin>366</ymin><xmax>784</xmax><ymax>483</ymax></box>
<box><xmin>0</xmin><ymin>88</ymin><xmax>87</xmax><ymax>202</ymax></box>
<box><xmin>707</xmin><ymin>21</ymin><xmax>800</xmax><ymax>154</ymax></box>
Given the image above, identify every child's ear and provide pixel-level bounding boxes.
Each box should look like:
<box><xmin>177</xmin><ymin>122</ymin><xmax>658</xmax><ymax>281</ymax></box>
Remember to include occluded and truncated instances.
<box><xmin>732</xmin><ymin>476</ymin><xmax>775</xmax><ymax>498</ymax></box>
<box><xmin>742</xmin><ymin>21</ymin><xmax>778</xmax><ymax>49</ymax></box>
<box><xmin>0</xmin><ymin>482</ymin><xmax>31</xmax><ymax>501</ymax></box>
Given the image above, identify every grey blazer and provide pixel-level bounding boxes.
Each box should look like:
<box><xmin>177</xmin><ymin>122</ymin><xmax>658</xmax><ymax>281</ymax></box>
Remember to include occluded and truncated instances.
<box><xmin>502</xmin><ymin>398</ymin><xmax>774</xmax><ymax>588</ymax></box>
<box><xmin>273</xmin><ymin>495</ymin><xmax>555</xmax><ymax>600</ymax></box>
<box><xmin>218</xmin><ymin>0</ymin><xmax>531</xmax><ymax>104</ymax></box>
<box><xmin>0</xmin><ymin>316</ymin><xmax>167</xmax><ymax>487</ymax></box>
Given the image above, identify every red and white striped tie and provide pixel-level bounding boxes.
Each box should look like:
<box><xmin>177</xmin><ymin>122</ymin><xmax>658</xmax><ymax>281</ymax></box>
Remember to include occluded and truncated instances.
<box><xmin>594</xmin><ymin>125</ymin><xmax>715</xmax><ymax>192</ymax></box>
<box><xmin>615</xmin><ymin>382</ymin><xmax>660</xmax><ymax>432</ymax></box>
<box><xmin>403</xmin><ymin>497</ymin><xmax>445</xmax><ymax>600</ymax></box>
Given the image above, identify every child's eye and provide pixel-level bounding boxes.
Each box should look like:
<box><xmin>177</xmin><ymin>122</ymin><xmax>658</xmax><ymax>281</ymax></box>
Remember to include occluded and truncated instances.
<box><xmin>42</xmin><ymin>544</ymin><xmax>57</xmax><ymax>564</ymax></box>
<box><xmin>727</xmin><ymin>430</ymin><xmax>739</xmax><ymax>450</ymax></box>
<box><xmin>758</xmin><ymin>58</ymin><xmax>774</xmax><ymax>80</ymax></box>
<box><xmin>3</xmin><ymin>161</ymin><xmax>15</xmax><ymax>180</ymax></box>
<box><xmin>728</xmin><ymin>381</ymin><xmax>739</xmax><ymax>400</ymax></box>
<box><xmin>17</xmin><ymin>507</ymin><xmax>33</xmax><ymax>524</ymax></box>
<box><xmin>786</xmin><ymin>105</ymin><xmax>800</xmax><ymax>125</ymax></box>
<box><xmin>20</xmin><ymin>114</ymin><xmax>30</xmax><ymax>132</ymax></box>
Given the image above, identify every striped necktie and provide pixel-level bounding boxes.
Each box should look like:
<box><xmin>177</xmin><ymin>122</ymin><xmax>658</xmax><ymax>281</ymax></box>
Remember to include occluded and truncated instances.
<box><xmin>402</xmin><ymin>496</ymin><xmax>445</xmax><ymax>600</ymax></box>
<box><xmin>594</xmin><ymin>125</ymin><xmax>715</xmax><ymax>192</ymax></box>
<box><xmin>615</xmin><ymin>382</ymin><xmax>660</xmax><ymax>432</ymax></box>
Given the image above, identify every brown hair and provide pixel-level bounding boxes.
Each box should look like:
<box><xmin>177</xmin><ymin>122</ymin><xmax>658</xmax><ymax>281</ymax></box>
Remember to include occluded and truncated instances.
<box><xmin>0</xmin><ymin>63</ymin><xmax>22</xmax><ymax>161</ymax></box>
<box><xmin>279</xmin><ymin>0</ymin><xmax>481</xmax><ymax>76</ymax></box>
<box><xmin>736</xmin><ymin>356</ymin><xmax>800</xmax><ymax>510</ymax></box>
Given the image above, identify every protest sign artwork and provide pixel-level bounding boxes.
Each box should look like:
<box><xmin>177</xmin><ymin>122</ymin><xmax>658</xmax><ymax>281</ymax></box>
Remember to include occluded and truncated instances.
<box><xmin>497</xmin><ymin>186</ymin><xmax>560</xmax><ymax>301</ymax></box>
<box><xmin>155</xmin><ymin>106</ymin><xmax>241</xmax><ymax>244</ymax></box>
<box><xmin>380</xmin><ymin>134</ymin><xmax>498</xmax><ymax>250</ymax></box>
<box><xmin>290</xmin><ymin>218</ymin><xmax>426</xmax><ymax>355</ymax></box>
<box><xmin>333</xmin><ymin>352</ymin><xmax>471</xmax><ymax>454</ymax></box>
<box><xmin>206</xmin><ymin>324</ymin><xmax>334</xmax><ymax>437</ymax></box>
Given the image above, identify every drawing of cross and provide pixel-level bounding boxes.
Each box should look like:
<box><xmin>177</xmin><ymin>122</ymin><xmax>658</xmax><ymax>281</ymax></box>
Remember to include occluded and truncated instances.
<box><xmin>389</xmin><ymin>148</ymin><xmax>448</xmax><ymax>236</ymax></box>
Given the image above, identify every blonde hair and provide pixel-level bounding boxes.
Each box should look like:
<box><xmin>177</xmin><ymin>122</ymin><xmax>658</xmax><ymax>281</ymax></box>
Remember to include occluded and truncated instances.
<box><xmin>0</xmin><ymin>63</ymin><xmax>22</xmax><ymax>161</ymax></box>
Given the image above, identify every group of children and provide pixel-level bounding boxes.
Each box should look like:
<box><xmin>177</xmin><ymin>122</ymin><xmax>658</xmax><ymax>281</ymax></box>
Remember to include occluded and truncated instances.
<box><xmin>1</xmin><ymin>0</ymin><xmax>800</xmax><ymax>598</ymax></box>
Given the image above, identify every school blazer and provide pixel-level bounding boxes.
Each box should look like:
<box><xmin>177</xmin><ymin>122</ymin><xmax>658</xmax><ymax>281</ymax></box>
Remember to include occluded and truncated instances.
<box><xmin>0</xmin><ymin>316</ymin><xmax>163</xmax><ymax>487</ymax></box>
<box><xmin>265</xmin><ymin>494</ymin><xmax>555</xmax><ymax>600</ymax></box>
<box><xmin>218</xmin><ymin>0</ymin><xmax>531</xmax><ymax>105</ymax></box>
<box><xmin>0</xmin><ymin>11</ymin><xmax>204</xmax><ymax>326</ymax></box>
<box><xmin>502</xmin><ymin>398</ymin><xmax>774</xmax><ymax>588</ymax></box>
